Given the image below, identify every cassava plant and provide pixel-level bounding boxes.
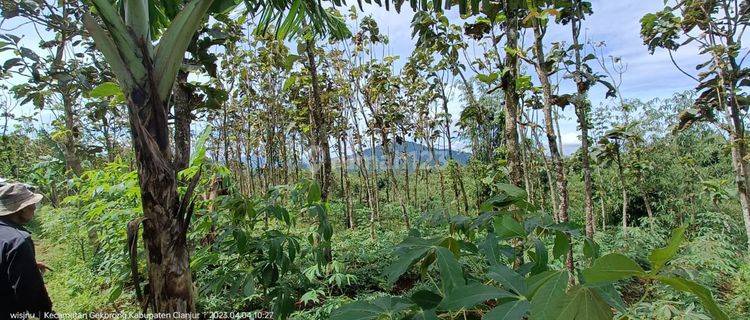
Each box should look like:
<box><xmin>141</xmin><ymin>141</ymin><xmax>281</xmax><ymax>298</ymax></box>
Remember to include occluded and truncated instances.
<box><xmin>330</xmin><ymin>185</ymin><xmax>729</xmax><ymax>320</ymax></box>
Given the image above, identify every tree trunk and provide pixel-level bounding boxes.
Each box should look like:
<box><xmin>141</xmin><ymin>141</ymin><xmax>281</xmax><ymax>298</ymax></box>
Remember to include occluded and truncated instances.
<box><xmin>519</xmin><ymin>120</ymin><xmax>533</xmax><ymax>203</ymax></box>
<box><xmin>53</xmin><ymin>1</ymin><xmax>82</xmax><ymax>175</ymax></box>
<box><xmin>350</xmin><ymin>109</ymin><xmax>376</xmax><ymax>237</ymax></box>
<box><xmin>598</xmin><ymin>166</ymin><xmax>606</xmax><ymax>231</ymax></box>
<box><xmin>532</xmin><ymin>22</ymin><xmax>574</xmax><ymax>280</ymax></box>
<box><xmin>173</xmin><ymin>71</ymin><xmax>194</xmax><ymax>172</ymax></box>
<box><xmin>305</xmin><ymin>38</ymin><xmax>332</xmax><ymax>201</ymax></box>
<box><xmin>427</xmin><ymin>137</ymin><xmax>447</xmax><ymax>208</ymax></box>
<box><xmin>280</xmin><ymin>132</ymin><xmax>289</xmax><ymax>185</ymax></box>
<box><xmin>356</xmin><ymin>136</ymin><xmax>376</xmax><ymax>237</ymax></box>
<box><xmin>402</xmin><ymin>145</ymin><xmax>411</xmax><ymax>205</ymax></box>
<box><xmin>460</xmin><ymin>168</ymin><xmax>469</xmax><ymax>213</ymax></box>
<box><xmin>500</xmin><ymin>6</ymin><xmax>523</xmax><ymax>187</ymax></box>
<box><xmin>535</xmin><ymin>160</ymin><xmax>547</xmax><ymax>212</ymax></box>
<box><xmin>102</xmin><ymin>115</ymin><xmax>114</xmax><ymax>162</ymax></box>
<box><xmin>577</xmin><ymin>108</ymin><xmax>595</xmax><ymax>236</ymax></box>
<box><xmin>236</xmin><ymin>138</ymin><xmax>245</xmax><ymax>194</ymax></box>
<box><xmin>570</xmin><ymin>11</ymin><xmax>596</xmax><ymax>239</ymax></box>
<box><xmin>528</xmin><ymin>112</ymin><xmax>559</xmax><ymax>220</ymax></box>
<box><xmin>338</xmin><ymin>136</ymin><xmax>353</xmax><ymax>228</ymax></box>
<box><xmin>641</xmin><ymin>184</ymin><xmax>654</xmax><ymax>225</ymax></box>
<box><xmin>414</xmin><ymin>144</ymin><xmax>423</xmax><ymax>208</ymax></box>
<box><xmin>338</xmin><ymin>137</ymin><xmax>345</xmax><ymax>196</ymax></box>
<box><xmin>720</xmin><ymin>37</ymin><xmax>750</xmax><ymax>251</ymax></box>
<box><xmin>726</xmin><ymin>99</ymin><xmax>750</xmax><ymax>251</ymax></box>
<box><xmin>61</xmin><ymin>93</ymin><xmax>82</xmax><ymax>175</ymax></box>
<box><xmin>601</xmin><ymin>193</ymin><xmax>606</xmax><ymax>231</ymax></box>
<box><xmin>383</xmin><ymin>138</ymin><xmax>410</xmax><ymax>229</ymax></box>
<box><xmin>245</xmin><ymin>138</ymin><xmax>255</xmax><ymax>195</ymax></box>
<box><xmin>369</xmin><ymin>133</ymin><xmax>380</xmax><ymax>220</ymax></box>
<box><xmin>729</xmin><ymin>138</ymin><xmax>750</xmax><ymax>251</ymax></box>
<box><xmin>441</xmin><ymin>90</ymin><xmax>467</xmax><ymax>213</ymax></box>
<box><xmin>440</xmin><ymin>91</ymin><xmax>454</xmax><ymax>159</ymax></box>
<box><xmin>126</xmin><ymin>87</ymin><xmax>195</xmax><ymax>312</ymax></box>
<box><xmin>615</xmin><ymin>145</ymin><xmax>628</xmax><ymax>231</ymax></box>
<box><xmin>342</xmin><ymin>135</ymin><xmax>355</xmax><ymax>228</ymax></box>
<box><xmin>292</xmin><ymin>133</ymin><xmax>300</xmax><ymax>181</ymax></box>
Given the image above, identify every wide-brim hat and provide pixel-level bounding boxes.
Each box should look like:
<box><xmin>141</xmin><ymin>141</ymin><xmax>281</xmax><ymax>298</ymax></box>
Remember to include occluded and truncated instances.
<box><xmin>0</xmin><ymin>183</ymin><xmax>43</xmax><ymax>216</ymax></box>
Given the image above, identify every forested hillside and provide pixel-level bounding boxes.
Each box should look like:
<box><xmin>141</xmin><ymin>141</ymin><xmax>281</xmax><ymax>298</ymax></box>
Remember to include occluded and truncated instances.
<box><xmin>360</xmin><ymin>141</ymin><xmax>471</xmax><ymax>168</ymax></box>
<box><xmin>0</xmin><ymin>0</ymin><xmax>749</xmax><ymax>319</ymax></box>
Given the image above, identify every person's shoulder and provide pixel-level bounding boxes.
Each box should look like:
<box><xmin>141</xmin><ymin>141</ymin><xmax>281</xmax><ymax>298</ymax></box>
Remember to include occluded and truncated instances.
<box><xmin>0</xmin><ymin>222</ymin><xmax>32</xmax><ymax>248</ymax></box>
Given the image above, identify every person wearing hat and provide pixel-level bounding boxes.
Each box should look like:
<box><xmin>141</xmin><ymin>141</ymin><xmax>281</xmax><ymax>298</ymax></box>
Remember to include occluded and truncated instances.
<box><xmin>0</xmin><ymin>183</ymin><xmax>53</xmax><ymax>319</ymax></box>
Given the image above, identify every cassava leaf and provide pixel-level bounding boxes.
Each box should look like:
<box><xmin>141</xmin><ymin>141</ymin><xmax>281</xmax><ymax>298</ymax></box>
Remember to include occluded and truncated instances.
<box><xmin>530</xmin><ymin>271</ymin><xmax>568</xmax><ymax>319</ymax></box>
<box><xmin>438</xmin><ymin>283</ymin><xmax>513</xmax><ymax>311</ymax></box>
<box><xmin>330</xmin><ymin>296</ymin><xmax>413</xmax><ymax>320</ymax></box>
<box><xmin>483</xmin><ymin>299</ymin><xmax>530</xmax><ymax>320</ymax></box>
<box><xmin>435</xmin><ymin>246</ymin><xmax>464</xmax><ymax>291</ymax></box>
<box><xmin>384</xmin><ymin>237</ymin><xmax>433</xmax><ymax>285</ymax></box>
<box><xmin>488</xmin><ymin>264</ymin><xmax>527</xmax><ymax>296</ymax></box>
<box><xmin>555</xmin><ymin>286</ymin><xmax>613</xmax><ymax>320</ymax></box>
<box><xmin>655</xmin><ymin>275</ymin><xmax>729</xmax><ymax>320</ymax></box>
<box><xmin>582</xmin><ymin>253</ymin><xmax>645</xmax><ymax>283</ymax></box>
<box><xmin>494</xmin><ymin>214</ymin><xmax>526</xmax><ymax>239</ymax></box>
<box><xmin>649</xmin><ymin>226</ymin><xmax>686</xmax><ymax>273</ymax></box>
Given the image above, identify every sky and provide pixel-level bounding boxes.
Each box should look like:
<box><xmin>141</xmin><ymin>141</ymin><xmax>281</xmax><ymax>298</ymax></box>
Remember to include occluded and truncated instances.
<box><xmin>1</xmin><ymin>1</ymin><xmax>708</xmax><ymax>153</ymax></box>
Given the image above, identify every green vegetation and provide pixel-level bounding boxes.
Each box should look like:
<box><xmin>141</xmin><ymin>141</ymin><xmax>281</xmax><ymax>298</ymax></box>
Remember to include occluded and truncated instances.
<box><xmin>1</xmin><ymin>0</ymin><xmax>749</xmax><ymax>319</ymax></box>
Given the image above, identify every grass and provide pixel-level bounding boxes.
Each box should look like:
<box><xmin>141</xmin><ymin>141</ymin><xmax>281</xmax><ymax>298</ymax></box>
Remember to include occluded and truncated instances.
<box><xmin>35</xmin><ymin>233</ymin><xmax>137</xmax><ymax>316</ymax></box>
<box><xmin>36</xmin><ymin>238</ymin><xmax>108</xmax><ymax>314</ymax></box>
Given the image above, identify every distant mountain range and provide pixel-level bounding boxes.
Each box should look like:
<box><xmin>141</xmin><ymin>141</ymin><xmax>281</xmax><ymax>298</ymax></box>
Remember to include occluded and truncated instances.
<box><xmin>349</xmin><ymin>141</ymin><xmax>471</xmax><ymax>169</ymax></box>
<box><xmin>332</xmin><ymin>141</ymin><xmax>579</xmax><ymax>170</ymax></box>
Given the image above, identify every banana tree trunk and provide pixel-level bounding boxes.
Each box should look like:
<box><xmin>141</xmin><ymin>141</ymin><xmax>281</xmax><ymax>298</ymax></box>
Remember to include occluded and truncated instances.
<box><xmin>82</xmin><ymin>0</ymin><xmax>215</xmax><ymax>310</ymax></box>
<box><xmin>173</xmin><ymin>70</ymin><xmax>194</xmax><ymax>172</ymax></box>
<box><xmin>127</xmin><ymin>90</ymin><xmax>195</xmax><ymax>312</ymax></box>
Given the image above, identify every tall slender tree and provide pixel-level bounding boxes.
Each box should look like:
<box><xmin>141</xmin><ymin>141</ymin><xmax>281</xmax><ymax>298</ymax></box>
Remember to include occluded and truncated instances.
<box><xmin>641</xmin><ymin>0</ymin><xmax>750</xmax><ymax>250</ymax></box>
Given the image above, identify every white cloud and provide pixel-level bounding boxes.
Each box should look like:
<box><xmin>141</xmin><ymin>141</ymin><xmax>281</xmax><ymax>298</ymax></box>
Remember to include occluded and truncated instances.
<box><xmin>560</xmin><ymin>131</ymin><xmax>581</xmax><ymax>146</ymax></box>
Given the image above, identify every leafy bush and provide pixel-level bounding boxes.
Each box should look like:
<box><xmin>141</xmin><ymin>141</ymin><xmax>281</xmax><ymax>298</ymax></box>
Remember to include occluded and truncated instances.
<box><xmin>330</xmin><ymin>184</ymin><xmax>730</xmax><ymax>320</ymax></box>
<box><xmin>36</xmin><ymin>160</ymin><xmax>141</xmax><ymax>310</ymax></box>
